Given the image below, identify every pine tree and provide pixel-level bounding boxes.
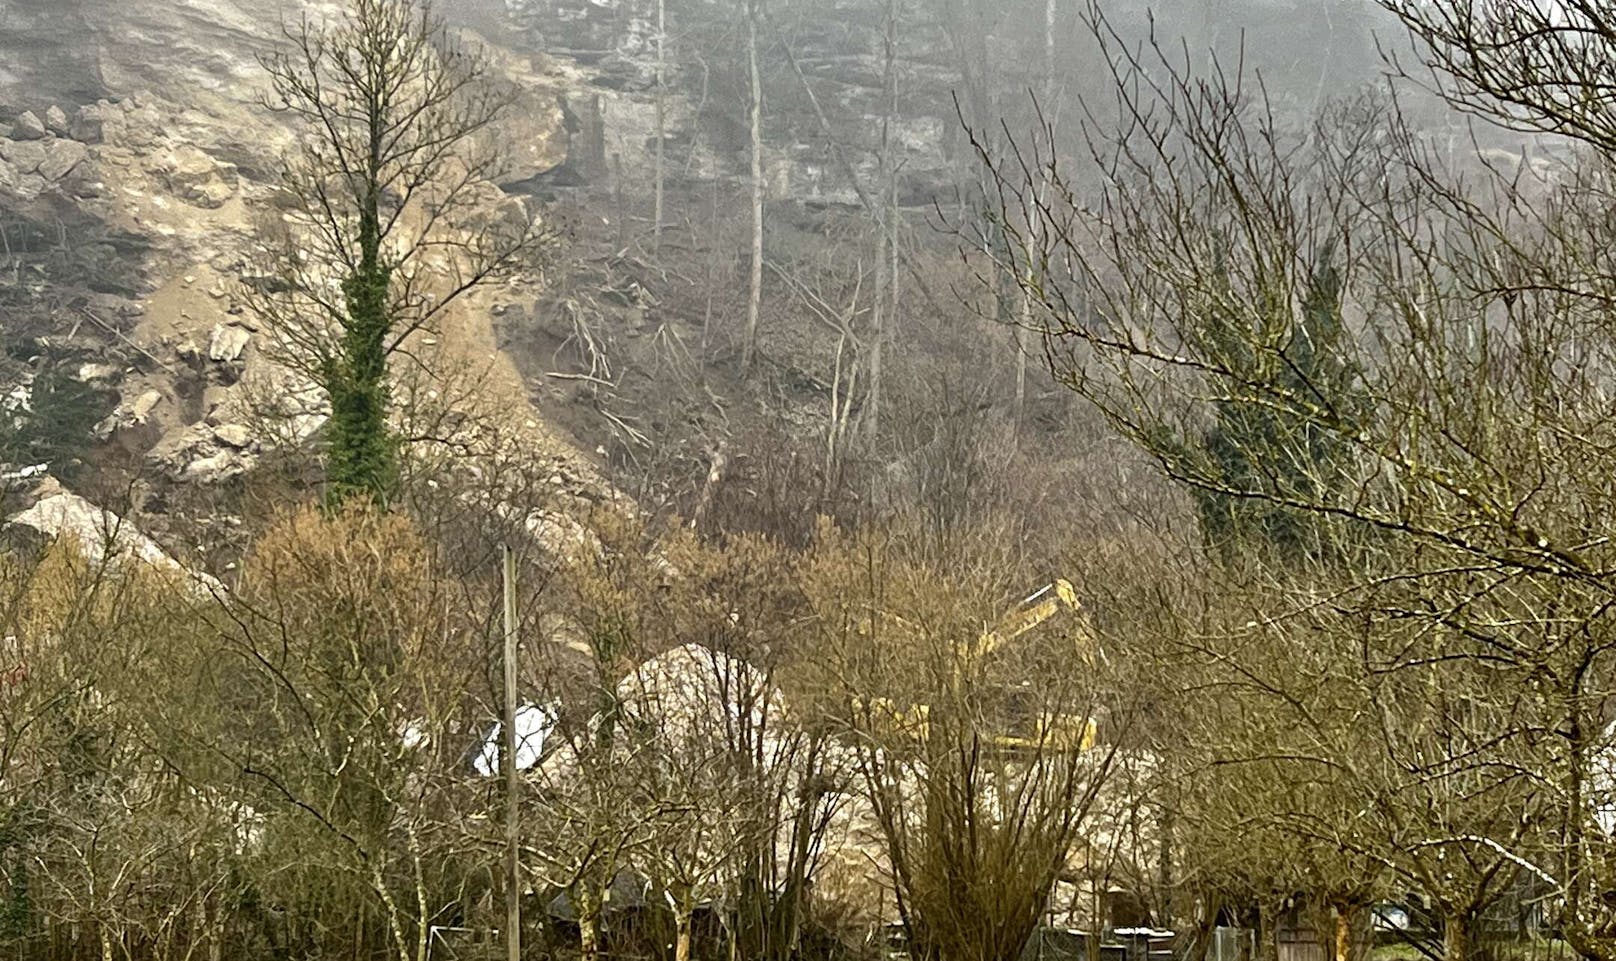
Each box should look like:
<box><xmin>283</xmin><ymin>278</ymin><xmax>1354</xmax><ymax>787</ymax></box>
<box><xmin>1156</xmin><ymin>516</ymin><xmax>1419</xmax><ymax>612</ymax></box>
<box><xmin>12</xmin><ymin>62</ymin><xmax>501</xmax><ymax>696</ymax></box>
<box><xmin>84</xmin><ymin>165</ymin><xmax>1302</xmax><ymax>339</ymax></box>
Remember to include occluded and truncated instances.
<box><xmin>1186</xmin><ymin>244</ymin><xmax>1360</xmax><ymax>563</ymax></box>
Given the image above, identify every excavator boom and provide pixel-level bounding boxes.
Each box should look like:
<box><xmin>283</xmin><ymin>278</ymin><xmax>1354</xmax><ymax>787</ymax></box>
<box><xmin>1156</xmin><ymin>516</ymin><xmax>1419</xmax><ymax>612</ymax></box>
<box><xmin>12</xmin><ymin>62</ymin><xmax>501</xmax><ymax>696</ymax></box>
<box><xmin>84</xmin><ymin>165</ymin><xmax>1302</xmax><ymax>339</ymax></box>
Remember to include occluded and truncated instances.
<box><xmin>856</xmin><ymin>578</ymin><xmax>1100</xmax><ymax>752</ymax></box>
<box><xmin>970</xmin><ymin>578</ymin><xmax>1085</xmax><ymax>664</ymax></box>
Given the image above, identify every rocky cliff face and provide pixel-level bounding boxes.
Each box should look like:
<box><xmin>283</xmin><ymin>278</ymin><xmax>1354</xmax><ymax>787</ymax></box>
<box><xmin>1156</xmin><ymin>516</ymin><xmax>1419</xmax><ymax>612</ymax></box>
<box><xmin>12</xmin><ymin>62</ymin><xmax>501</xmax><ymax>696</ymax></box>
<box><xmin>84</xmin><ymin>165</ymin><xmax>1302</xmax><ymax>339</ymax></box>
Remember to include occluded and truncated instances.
<box><xmin>501</xmin><ymin>0</ymin><xmax>962</xmax><ymax>208</ymax></box>
<box><xmin>0</xmin><ymin>0</ymin><xmax>605</xmax><ymax>525</ymax></box>
<box><xmin>0</xmin><ymin>0</ymin><xmax>105</xmax><ymax>119</ymax></box>
<box><xmin>0</xmin><ymin>0</ymin><xmax>1414</xmax><ymax>545</ymax></box>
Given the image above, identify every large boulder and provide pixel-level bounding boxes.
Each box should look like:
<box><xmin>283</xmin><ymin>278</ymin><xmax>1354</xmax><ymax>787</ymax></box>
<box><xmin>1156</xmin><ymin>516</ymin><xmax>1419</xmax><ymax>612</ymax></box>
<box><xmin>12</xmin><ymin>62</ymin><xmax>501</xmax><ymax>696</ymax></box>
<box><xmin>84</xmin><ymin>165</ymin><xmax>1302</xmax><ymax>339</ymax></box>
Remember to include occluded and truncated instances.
<box><xmin>0</xmin><ymin>163</ymin><xmax>24</xmax><ymax>201</ymax></box>
<box><xmin>69</xmin><ymin>105</ymin><xmax>104</xmax><ymax>144</ymax></box>
<box><xmin>0</xmin><ymin>136</ymin><xmax>86</xmax><ymax>194</ymax></box>
<box><xmin>211</xmin><ymin>423</ymin><xmax>251</xmax><ymax>449</ymax></box>
<box><xmin>148</xmin><ymin>420</ymin><xmax>256</xmax><ymax>484</ymax></box>
<box><xmin>183</xmin><ymin>449</ymin><xmax>248</xmax><ymax>482</ymax></box>
<box><xmin>38</xmin><ymin>139</ymin><xmax>87</xmax><ymax>182</ymax></box>
<box><xmin>0</xmin><ymin>138</ymin><xmax>48</xmax><ymax>172</ymax></box>
<box><xmin>6</xmin><ymin>488</ymin><xmax>223</xmax><ymax>594</ymax></box>
<box><xmin>207</xmin><ymin>324</ymin><xmax>250</xmax><ymax>362</ymax></box>
<box><xmin>42</xmin><ymin>105</ymin><xmax>70</xmax><ymax>137</ymax></box>
<box><xmin>9</xmin><ymin>111</ymin><xmax>46</xmax><ymax>141</ymax></box>
<box><xmin>1</xmin><ymin>172</ymin><xmax>47</xmax><ymax>203</ymax></box>
<box><xmin>130</xmin><ymin>389</ymin><xmax>163</xmax><ymax>424</ymax></box>
<box><xmin>160</xmin><ymin>145</ymin><xmax>237</xmax><ymax>208</ymax></box>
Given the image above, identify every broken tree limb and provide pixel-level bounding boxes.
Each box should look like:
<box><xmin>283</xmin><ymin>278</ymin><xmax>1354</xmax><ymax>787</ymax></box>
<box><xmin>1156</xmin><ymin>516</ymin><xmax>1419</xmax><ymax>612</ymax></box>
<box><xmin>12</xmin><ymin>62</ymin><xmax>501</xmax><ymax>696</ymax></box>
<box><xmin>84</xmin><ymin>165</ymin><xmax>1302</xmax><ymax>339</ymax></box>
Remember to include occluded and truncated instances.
<box><xmin>79</xmin><ymin>307</ymin><xmax>179</xmax><ymax>376</ymax></box>
<box><xmin>688</xmin><ymin>441</ymin><xmax>729</xmax><ymax>528</ymax></box>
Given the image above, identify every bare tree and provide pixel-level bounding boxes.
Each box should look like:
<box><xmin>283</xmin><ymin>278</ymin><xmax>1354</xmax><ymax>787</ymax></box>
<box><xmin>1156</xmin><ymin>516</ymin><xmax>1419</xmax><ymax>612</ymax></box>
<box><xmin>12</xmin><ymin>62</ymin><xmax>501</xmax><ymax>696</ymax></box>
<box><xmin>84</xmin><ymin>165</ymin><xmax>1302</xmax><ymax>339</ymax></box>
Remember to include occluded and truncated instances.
<box><xmin>741</xmin><ymin>0</ymin><xmax>766</xmax><ymax>373</ymax></box>
<box><xmin>865</xmin><ymin>0</ymin><xmax>903</xmax><ymax>445</ymax></box>
<box><xmin>978</xmin><ymin>6</ymin><xmax>1616</xmax><ymax>961</ymax></box>
<box><xmin>802</xmin><ymin>521</ymin><xmax>1124</xmax><ymax>961</ymax></box>
<box><xmin>247</xmin><ymin>0</ymin><xmax>553</xmax><ymax>505</ymax></box>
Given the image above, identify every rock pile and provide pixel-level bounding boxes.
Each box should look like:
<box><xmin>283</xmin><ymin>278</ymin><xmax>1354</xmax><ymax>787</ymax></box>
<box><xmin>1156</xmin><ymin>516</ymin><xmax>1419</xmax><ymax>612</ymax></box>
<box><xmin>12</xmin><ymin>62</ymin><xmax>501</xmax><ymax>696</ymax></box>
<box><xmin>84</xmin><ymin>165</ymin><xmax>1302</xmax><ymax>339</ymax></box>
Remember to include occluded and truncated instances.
<box><xmin>0</xmin><ymin>103</ymin><xmax>104</xmax><ymax>202</ymax></box>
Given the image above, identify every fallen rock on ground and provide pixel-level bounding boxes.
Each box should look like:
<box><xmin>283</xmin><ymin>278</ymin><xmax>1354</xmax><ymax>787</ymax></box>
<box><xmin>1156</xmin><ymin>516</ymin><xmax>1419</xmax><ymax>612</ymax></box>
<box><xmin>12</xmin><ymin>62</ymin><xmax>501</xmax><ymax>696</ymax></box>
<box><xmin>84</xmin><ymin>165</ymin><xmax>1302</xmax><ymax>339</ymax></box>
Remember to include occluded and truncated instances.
<box><xmin>131</xmin><ymin>389</ymin><xmax>162</xmax><ymax>424</ymax></box>
<box><xmin>37</xmin><ymin>139</ymin><xmax>87</xmax><ymax>181</ymax></box>
<box><xmin>9</xmin><ymin>111</ymin><xmax>45</xmax><ymax>141</ymax></box>
<box><xmin>6</xmin><ymin>488</ymin><xmax>223</xmax><ymax>593</ymax></box>
<box><xmin>43</xmin><ymin>105</ymin><xmax>70</xmax><ymax>137</ymax></box>
<box><xmin>70</xmin><ymin>105</ymin><xmax>104</xmax><ymax>144</ymax></box>
<box><xmin>211</xmin><ymin>423</ymin><xmax>251</xmax><ymax>448</ymax></box>
<box><xmin>207</xmin><ymin>324</ymin><xmax>250</xmax><ymax>362</ymax></box>
<box><xmin>160</xmin><ymin>145</ymin><xmax>236</xmax><ymax>209</ymax></box>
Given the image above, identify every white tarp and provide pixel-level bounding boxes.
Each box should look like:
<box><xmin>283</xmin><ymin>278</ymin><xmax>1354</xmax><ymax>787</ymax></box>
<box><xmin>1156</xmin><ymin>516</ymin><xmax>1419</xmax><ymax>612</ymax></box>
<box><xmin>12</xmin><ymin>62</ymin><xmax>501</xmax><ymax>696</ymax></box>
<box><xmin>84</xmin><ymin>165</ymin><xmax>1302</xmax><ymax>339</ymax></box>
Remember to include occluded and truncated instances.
<box><xmin>474</xmin><ymin>703</ymin><xmax>556</xmax><ymax>777</ymax></box>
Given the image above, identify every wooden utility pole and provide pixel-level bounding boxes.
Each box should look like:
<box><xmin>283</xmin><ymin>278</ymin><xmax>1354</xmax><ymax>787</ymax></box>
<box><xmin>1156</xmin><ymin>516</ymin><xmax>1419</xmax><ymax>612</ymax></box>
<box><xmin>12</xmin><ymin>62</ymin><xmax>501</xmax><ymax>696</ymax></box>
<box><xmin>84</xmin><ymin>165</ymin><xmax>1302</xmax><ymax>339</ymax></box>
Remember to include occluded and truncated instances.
<box><xmin>502</xmin><ymin>544</ymin><xmax>521</xmax><ymax>961</ymax></box>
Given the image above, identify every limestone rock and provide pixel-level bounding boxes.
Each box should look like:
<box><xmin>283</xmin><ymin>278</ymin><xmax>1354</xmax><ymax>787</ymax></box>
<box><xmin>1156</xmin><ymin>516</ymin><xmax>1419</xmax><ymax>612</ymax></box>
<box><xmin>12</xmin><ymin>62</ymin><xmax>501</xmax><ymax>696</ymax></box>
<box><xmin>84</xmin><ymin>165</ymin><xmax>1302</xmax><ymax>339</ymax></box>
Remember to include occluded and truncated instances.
<box><xmin>0</xmin><ymin>138</ymin><xmax>47</xmax><ymax>172</ymax></box>
<box><xmin>0</xmin><ymin>162</ymin><xmax>21</xmax><ymax>200</ymax></box>
<box><xmin>8</xmin><ymin>173</ymin><xmax>46</xmax><ymax>202</ymax></box>
<box><xmin>161</xmin><ymin>145</ymin><xmax>236</xmax><ymax>209</ymax></box>
<box><xmin>131</xmin><ymin>389</ymin><xmax>163</xmax><ymax>424</ymax></box>
<box><xmin>9</xmin><ymin>111</ymin><xmax>45</xmax><ymax>141</ymax></box>
<box><xmin>10</xmin><ymin>491</ymin><xmax>168</xmax><ymax>567</ymax></box>
<box><xmin>6</xmin><ymin>490</ymin><xmax>222</xmax><ymax>594</ymax></box>
<box><xmin>2</xmin><ymin>378</ymin><xmax>32</xmax><ymax>416</ymax></box>
<box><xmin>75</xmin><ymin>362</ymin><xmax>119</xmax><ymax>383</ymax></box>
<box><xmin>69</xmin><ymin>106</ymin><xmax>103</xmax><ymax>144</ymax></box>
<box><xmin>201</xmin><ymin>385</ymin><xmax>231</xmax><ymax>422</ymax></box>
<box><xmin>286</xmin><ymin>412</ymin><xmax>328</xmax><ymax>444</ymax></box>
<box><xmin>42</xmin><ymin>105</ymin><xmax>69</xmax><ymax>137</ymax></box>
<box><xmin>38</xmin><ymin>139</ymin><xmax>87</xmax><ymax>181</ymax></box>
<box><xmin>207</xmin><ymin>324</ymin><xmax>250</xmax><ymax>362</ymax></box>
<box><xmin>211</xmin><ymin>423</ymin><xmax>251</xmax><ymax>448</ymax></box>
<box><xmin>184</xmin><ymin>450</ymin><xmax>245</xmax><ymax>481</ymax></box>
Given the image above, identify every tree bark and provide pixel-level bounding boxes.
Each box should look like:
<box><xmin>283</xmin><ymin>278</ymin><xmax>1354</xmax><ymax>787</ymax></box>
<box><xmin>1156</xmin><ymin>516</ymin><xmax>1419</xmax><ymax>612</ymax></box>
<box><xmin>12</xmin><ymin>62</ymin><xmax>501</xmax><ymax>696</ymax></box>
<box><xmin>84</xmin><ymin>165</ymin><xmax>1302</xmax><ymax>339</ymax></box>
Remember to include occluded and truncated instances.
<box><xmin>1257</xmin><ymin>902</ymin><xmax>1280</xmax><ymax>961</ymax></box>
<box><xmin>865</xmin><ymin>0</ymin><xmax>899</xmax><ymax>444</ymax></box>
<box><xmin>1442</xmin><ymin>910</ymin><xmax>1470</xmax><ymax>961</ymax></box>
<box><xmin>653</xmin><ymin>0</ymin><xmax>666</xmax><ymax>254</ymax></box>
<box><xmin>578</xmin><ymin>885</ymin><xmax>603</xmax><ymax>961</ymax></box>
<box><xmin>675</xmin><ymin>894</ymin><xmax>694</xmax><ymax>961</ymax></box>
<box><xmin>1333</xmin><ymin>903</ymin><xmax>1351</xmax><ymax>961</ymax></box>
<box><xmin>689</xmin><ymin>442</ymin><xmax>728</xmax><ymax>528</ymax></box>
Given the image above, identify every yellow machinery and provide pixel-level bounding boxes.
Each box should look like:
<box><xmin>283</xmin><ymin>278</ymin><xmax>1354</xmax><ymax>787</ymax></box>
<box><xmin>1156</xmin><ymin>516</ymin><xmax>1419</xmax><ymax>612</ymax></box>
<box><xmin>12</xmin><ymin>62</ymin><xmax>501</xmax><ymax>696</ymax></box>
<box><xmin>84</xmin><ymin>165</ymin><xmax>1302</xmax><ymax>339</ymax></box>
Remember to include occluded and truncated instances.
<box><xmin>861</xmin><ymin>578</ymin><xmax>1099</xmax><ymax>752</ymax></box>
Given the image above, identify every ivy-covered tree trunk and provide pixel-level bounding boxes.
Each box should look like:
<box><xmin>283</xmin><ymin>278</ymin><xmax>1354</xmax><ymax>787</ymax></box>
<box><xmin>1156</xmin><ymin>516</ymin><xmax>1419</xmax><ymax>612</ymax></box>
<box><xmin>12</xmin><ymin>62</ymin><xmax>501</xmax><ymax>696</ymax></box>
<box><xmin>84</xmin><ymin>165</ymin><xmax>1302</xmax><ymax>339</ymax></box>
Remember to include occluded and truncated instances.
<box><xmin>1185</xmin><ymin>245</ymin><xmax>1360</xmax><ymax>564</ymax></box>
<box><xmin>328</xmin><ymin>215</ymin><xmax>396</xmax><ymax>505</ymax></box>
<box><xmin>327</xmin><ymin>115</ymin><xmax>396</xmax><ymax>507</ymax></box>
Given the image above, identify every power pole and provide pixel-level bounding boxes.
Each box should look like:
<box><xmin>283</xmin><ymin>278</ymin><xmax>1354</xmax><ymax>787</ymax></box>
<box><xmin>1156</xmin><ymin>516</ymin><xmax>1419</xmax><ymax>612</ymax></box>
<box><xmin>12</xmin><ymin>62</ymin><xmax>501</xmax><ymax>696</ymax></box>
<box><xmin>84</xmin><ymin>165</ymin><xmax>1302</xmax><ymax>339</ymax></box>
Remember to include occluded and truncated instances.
<box><xmin>502</xmin><ymin>544</ymin><xmax>521</xmax><ymax>961</ymax></box>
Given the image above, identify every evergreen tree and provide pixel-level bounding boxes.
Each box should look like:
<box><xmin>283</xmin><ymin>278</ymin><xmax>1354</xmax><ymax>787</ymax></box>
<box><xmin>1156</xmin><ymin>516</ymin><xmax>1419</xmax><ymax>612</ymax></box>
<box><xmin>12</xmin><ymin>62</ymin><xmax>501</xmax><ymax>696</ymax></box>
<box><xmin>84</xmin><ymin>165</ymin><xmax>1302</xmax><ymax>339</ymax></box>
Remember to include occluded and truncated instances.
<box><xmin>1184</xmin><ymin>244</ymin><xmax>1361</xmax><ymax>563</ymax></box>
<box><xmin>0</xmin><ymin>360</ymin><xmax>115</xmax><ymax>482</ymax></box>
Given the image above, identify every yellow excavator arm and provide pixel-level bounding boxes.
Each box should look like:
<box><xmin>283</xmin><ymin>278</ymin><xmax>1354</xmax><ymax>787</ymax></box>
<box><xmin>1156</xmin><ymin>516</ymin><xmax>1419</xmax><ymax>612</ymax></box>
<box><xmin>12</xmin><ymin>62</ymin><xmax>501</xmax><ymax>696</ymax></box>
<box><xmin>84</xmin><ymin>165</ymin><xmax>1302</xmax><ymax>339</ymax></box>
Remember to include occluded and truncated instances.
<box><xmin>857</xmin><ymin>578</ymin><xmax>1099</xmax><ymax>752</ymax></box>
<box><xmin>969</xmin><ymin>578</ymin><xmax>1084</xmax><ymax>664</ymax></box>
